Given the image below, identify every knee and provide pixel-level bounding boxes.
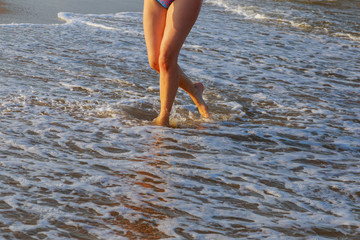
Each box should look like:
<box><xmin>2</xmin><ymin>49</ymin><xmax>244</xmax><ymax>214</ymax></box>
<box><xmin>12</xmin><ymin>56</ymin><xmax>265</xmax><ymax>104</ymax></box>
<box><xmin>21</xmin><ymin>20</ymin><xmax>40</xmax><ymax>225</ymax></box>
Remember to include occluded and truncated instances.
<box><xmin>148</xmin><ymin>55</ymin><xmax>160</xmax><ymax>72</ymax></box>
<box><xmin>149</xmin><ymin>60</ymin><xmax>160</xmax><ymax>73</ymax></box>
<box><xmin>158</xmin><ymin>51</ymin><xmax>176</xmax><ymax>73</ymax></box>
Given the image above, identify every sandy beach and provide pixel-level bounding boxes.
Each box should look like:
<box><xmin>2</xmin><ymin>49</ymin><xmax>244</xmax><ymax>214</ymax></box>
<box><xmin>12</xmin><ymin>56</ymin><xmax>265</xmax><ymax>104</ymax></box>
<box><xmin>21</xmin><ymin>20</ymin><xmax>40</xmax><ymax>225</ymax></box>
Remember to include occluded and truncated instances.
<box><xmin>0</xmin><ymin>0</ymin><xmax>143</xmax><ymax>24</ymax></box>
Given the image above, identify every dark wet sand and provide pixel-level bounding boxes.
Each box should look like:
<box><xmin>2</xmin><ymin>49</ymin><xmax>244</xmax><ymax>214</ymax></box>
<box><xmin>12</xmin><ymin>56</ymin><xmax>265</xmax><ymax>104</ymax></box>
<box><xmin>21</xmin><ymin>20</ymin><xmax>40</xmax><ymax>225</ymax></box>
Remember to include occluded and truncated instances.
<box><xmin>0</xmin><ymin>0</ymin><xmax>143</xmax><ymax>24</ymax></box>
<box><xmin>0</xmin><ymin>2</ymin><xmax>9</xmax><ymax>14</ymax></box>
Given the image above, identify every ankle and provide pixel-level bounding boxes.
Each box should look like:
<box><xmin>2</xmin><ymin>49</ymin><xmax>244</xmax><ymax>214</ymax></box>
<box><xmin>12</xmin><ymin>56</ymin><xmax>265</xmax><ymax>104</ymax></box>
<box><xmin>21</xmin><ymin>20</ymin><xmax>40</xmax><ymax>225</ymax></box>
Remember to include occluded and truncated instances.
<box><xmin>153</xmin><ymin>115</ymin><xmax>170</xmax><ymax>126</ymax></box>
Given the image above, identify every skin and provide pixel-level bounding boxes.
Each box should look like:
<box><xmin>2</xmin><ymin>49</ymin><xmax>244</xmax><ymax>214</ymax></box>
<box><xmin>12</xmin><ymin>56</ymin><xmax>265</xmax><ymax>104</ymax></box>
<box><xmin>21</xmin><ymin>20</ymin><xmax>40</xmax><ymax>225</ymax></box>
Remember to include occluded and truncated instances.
<box><xmin>143</xmin><ymin>0</ymin><xmax>209</xmax><ymax>126</ymax></box>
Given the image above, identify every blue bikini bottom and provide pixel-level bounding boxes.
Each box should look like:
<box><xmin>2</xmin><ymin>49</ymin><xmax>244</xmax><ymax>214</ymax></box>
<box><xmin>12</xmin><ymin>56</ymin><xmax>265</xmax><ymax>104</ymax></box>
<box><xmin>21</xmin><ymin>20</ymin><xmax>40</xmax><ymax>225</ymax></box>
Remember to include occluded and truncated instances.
<box><xmin>157</xmin><ymin>0</ymin><xmax>175</xmax><ymax>9</ymax></box>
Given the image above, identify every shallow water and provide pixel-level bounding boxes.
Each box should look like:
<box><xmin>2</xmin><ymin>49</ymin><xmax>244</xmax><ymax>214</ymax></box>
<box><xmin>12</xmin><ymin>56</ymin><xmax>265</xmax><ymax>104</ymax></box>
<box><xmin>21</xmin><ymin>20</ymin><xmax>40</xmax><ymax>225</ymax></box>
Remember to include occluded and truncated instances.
<box><xmin>0</xmin><ymin>0</ymin><xmax>360</xmax><ymax>239</ymax></box>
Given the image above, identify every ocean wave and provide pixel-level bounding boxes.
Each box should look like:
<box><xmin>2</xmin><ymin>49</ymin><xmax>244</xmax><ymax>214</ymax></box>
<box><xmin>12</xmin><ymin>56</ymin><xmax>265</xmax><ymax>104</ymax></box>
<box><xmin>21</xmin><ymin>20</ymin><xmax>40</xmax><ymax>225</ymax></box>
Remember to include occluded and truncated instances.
<box><xmin>58</xmin><ymin>12</ymin><xmax>119</xmax><ymax>31</ymax></box>
<box><xmin>204</xmin><ymin>0</ymin><xmax>360</xmax><ymax>42</ymax></box>
<box><xmin>205</xmin><ymin>0</ymin><xmax>267</xmax><ymax>19</ymax></box>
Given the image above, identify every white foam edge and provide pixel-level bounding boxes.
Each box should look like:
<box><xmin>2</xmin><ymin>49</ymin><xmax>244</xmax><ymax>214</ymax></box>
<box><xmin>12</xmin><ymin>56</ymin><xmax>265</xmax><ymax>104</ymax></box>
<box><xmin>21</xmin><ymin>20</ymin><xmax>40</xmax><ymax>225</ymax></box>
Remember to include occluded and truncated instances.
<box><xmin>58</xmin><ymin>12</ymin><xmax>116</xmax><ymax>30</ymax></box>
<box><xmin>60</xmin><ymin>82</ymin><xmax>95</xmax><ymax>93</ymax></box>
<box><xmin>205</xmin><ymin>0</ymin><xmax>267</xmax><ymax>20</ymax></box>
<box><xmin>57</xmin><ymin>12</ymin><xmax>142</xmax><ymax>31</ymax></box>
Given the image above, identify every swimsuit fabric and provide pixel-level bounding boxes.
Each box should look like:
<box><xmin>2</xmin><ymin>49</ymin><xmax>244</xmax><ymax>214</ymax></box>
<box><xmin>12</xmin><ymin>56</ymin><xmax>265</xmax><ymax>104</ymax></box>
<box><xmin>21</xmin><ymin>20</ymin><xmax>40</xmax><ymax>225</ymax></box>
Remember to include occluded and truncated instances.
<box><xmin>156</xmin><ymin>0</ymin><xmax>175</xmax><ymax>9</ymax></box>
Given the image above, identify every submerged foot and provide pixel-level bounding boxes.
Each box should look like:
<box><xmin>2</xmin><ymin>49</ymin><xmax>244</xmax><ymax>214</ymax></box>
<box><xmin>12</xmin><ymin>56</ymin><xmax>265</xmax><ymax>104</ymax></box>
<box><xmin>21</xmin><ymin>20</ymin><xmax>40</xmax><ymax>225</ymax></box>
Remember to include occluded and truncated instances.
<box><xmin>193</xmin><ymin>82</ymin><xmax>210</xmax><ymax>118</ymax></box>
<box><xmin>153</xmin><ymin>115</ymin><xmax>170</xmax><ymax>127</ymax></box>
<box><xmin>152</xmin><ymin>82</ymin><xmax>209</xmax><ymax>126</ymax></box>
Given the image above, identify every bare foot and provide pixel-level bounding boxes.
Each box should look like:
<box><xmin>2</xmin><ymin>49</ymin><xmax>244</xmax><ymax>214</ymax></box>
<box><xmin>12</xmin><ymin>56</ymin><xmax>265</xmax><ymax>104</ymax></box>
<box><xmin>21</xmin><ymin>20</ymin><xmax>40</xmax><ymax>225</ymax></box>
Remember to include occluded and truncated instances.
<box><xmin>153</xmin><ymin>116</ymin><xmax>170</xmax><ymax>127</ymax></box>
<box><xmin>152</xmin><ymin>82</ymin><xmax>209</xmax><ymax>126</ymax></box>
<box><xmin>193</xmin><ymin>82</ymin><xmax>210</xmax><ymax>118</ymax></box>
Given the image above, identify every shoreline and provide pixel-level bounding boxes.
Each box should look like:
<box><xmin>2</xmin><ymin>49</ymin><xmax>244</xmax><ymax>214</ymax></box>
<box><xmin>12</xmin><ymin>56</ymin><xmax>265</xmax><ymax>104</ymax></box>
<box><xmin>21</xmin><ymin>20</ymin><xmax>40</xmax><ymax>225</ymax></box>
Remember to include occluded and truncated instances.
<box><xmin>0</xmin><ymin>0</ymin><xmax>143</xmax><ymax>24</ymax></box>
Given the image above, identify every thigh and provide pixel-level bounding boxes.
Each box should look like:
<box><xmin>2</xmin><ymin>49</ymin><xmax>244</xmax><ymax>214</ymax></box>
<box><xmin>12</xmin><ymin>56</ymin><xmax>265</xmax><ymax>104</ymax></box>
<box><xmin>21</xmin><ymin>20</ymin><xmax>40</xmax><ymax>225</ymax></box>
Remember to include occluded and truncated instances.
<box><xmin>143</xmin><ymin>0</ymin><xmax>167</xmax><ymax>68</ymax></box>
<box><xmin>160</xmin><ymin>0</ymin><xmax>202</xmax><ymax>60</ymax></box>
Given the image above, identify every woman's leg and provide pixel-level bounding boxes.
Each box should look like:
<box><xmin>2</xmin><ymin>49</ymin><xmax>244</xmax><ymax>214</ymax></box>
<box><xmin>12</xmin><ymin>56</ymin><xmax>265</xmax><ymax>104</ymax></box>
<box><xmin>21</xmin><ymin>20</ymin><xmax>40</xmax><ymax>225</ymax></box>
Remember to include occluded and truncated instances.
<box><xmin>144</xmin><ymin>0</ymin><xmax>209</xmax><ymax>126</ymax></box>
<box><xmin>178</xmin><ymin>66</ymin><xmax>209</xmax><ymax>119</ymax></box>
<box><xmin>143</xmin><ymin>0</ymin><xmax>167</xmax><ymax>72</ymax></box>
<box><xmin>155</xmin><ymin>0</ymin><xmax>205</xmax><ymax>126</ymax></box>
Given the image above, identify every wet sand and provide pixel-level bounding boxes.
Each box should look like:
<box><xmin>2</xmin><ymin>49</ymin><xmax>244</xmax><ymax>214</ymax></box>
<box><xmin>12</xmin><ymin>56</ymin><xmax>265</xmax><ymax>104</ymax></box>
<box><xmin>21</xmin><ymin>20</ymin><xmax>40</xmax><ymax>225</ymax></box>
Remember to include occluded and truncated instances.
<box><xmin>0</xmin><ymin>0</ymin><xmax>143</xmax><ymax>24</ymax></box>
<box><xmin>0</xmin><ymin>2</ymin><xmax>9</xmax><ymax>14</ymax></box>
